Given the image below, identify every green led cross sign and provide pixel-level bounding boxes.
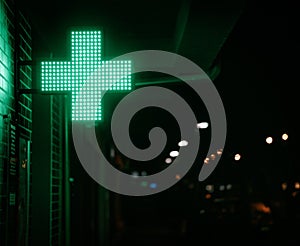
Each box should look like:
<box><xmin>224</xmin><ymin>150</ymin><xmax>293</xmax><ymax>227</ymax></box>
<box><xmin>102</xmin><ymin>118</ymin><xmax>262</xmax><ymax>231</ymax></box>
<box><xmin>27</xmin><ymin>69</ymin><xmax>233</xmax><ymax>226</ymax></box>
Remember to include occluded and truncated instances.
<box><xmin>41</xmin><ymin>30</ymin><xmax>132</xmax><ymax>121</ymax></box>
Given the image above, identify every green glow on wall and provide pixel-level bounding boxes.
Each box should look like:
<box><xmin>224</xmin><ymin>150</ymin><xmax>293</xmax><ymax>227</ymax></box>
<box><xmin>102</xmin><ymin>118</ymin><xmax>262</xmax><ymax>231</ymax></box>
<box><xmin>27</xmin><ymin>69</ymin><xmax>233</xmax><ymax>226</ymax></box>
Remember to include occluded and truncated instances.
<box><xmin>0</xmin><ymin>0</ymin><xmax>12</xmax><ymax>114</ymax></box>
<box><xmin>41</xmin><ymin>30</ymin><xmax>132</xmax><ymax>121</ymax></box>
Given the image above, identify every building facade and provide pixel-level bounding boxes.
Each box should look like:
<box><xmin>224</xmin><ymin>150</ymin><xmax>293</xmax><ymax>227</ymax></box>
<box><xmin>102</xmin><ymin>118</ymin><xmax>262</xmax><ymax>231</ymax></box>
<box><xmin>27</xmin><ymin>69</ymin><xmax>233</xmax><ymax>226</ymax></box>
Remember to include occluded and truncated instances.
<box><xmin>1</xmin><ymin>0</ymin><xmax>32</xmax><ymax>244</ymax></box>
<box><xmin>0</xmin><ymin>0</ymin><xmax>67</xmax><ymax>245</ymax></box>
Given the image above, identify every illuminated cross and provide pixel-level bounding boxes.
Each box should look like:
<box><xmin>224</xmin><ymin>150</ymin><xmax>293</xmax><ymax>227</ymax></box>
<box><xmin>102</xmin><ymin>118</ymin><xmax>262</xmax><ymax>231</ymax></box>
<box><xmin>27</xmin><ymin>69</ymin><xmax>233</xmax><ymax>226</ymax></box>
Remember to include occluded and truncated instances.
<box><xmin>41</xmin><ymin>30</ymin><xmax>132</xmax><ymax>121</ymax></box>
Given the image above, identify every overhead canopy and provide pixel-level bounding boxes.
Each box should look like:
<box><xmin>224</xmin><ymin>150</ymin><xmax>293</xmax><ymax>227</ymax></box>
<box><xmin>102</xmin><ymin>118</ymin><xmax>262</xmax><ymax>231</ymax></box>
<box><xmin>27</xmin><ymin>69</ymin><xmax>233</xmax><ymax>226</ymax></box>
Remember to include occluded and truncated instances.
<box><xmin>20</xmin><ymin>0</ymin><xmax>245</xmax><ymax>78</ymax></box>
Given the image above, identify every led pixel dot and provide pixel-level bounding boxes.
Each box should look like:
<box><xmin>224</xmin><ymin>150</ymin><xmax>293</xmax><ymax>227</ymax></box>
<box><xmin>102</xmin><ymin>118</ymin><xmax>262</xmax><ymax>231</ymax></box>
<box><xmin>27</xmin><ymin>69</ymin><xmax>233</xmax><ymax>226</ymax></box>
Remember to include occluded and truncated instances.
<box><xmin>41</xmin><ymin>30</ymin><xmax>132</xmax><ymax>121</ymax></box>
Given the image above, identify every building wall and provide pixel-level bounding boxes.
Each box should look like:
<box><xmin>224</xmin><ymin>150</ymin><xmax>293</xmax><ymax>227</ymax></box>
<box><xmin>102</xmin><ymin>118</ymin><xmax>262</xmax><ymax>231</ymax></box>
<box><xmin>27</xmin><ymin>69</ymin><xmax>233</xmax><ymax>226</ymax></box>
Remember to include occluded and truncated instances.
<box><xmin>0</xmin><ymin>0</ymin><xmax>32</xmax><ymax>244</ymax></box>
<box><xmin>0</xmin><ymin>0</ymin><xmax>13</xmax><ymax>243</ymax></box>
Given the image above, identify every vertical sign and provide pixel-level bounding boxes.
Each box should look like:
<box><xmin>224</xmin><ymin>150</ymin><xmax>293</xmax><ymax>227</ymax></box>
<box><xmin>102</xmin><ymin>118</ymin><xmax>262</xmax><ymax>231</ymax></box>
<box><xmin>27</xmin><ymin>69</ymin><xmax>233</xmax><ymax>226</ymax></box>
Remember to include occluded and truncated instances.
<box><xmin>7</xmin><ymin>123</ymin><xmax>17</xmax><ymax>245</ymax></box>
